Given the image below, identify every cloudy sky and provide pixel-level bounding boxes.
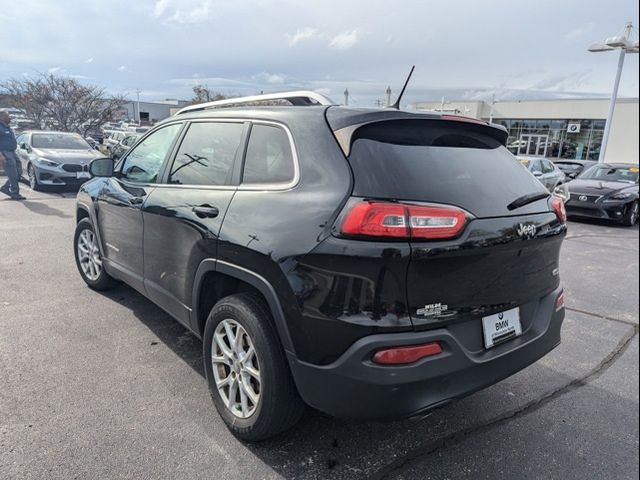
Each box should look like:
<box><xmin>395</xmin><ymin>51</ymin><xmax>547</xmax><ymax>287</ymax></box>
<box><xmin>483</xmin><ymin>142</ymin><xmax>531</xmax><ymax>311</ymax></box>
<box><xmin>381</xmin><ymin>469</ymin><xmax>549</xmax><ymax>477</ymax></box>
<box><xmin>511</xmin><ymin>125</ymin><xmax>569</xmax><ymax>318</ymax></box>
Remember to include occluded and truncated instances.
<box><xmin>1</xmin><ymin>0</ymin><xmax>638</xmax><ymax>106</ymax></box>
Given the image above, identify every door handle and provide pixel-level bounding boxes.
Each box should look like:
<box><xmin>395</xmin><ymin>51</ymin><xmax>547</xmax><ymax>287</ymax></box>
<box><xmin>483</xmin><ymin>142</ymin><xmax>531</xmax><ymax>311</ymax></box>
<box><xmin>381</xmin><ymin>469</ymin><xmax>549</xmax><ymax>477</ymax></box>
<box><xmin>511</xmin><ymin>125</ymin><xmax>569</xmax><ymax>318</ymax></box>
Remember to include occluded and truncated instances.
<box><xmin>193</xmin><ymin>205</ymin><xmax>219</xmax><ymax>218</ymax></box>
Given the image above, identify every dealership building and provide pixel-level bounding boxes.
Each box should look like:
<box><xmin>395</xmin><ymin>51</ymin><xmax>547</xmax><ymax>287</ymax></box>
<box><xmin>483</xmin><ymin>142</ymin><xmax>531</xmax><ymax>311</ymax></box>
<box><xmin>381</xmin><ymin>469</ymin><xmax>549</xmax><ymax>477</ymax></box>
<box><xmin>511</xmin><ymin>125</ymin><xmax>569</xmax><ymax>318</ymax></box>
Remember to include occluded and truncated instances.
<box><xmin>411</xmin><ymin>98</ymin><xmax>639</xmax><ymax>164</ymax></box>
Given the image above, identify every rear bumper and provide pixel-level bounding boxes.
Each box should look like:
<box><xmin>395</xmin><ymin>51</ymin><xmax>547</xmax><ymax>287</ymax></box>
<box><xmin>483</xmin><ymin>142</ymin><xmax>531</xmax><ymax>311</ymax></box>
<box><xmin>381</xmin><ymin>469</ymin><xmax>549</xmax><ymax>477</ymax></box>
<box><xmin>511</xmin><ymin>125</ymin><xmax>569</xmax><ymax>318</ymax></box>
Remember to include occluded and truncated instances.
<box><xmin>288</xmin><ymin>286</ymin><xmax>564</xmax><ymax>420</ymax></box>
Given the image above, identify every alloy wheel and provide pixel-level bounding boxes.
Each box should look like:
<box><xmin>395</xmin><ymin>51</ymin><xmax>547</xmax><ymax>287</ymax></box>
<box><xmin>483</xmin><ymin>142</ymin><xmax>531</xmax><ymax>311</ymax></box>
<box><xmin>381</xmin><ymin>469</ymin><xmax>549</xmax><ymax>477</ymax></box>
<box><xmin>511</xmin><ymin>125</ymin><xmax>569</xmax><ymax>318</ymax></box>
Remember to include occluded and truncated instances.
<box><xmin>28</xmin><ymin>164</ymin><xmax>37</xmax><ymax>189</ymax></box>
<box><xmin>77</xmin><ymin>229</ymin><xmax>102</xmax><ymax>281</ymax></box>
<box><xmin>211</xmin><ymin>319</ymin><xmax>261</xmax><ymax>419</ymax></box>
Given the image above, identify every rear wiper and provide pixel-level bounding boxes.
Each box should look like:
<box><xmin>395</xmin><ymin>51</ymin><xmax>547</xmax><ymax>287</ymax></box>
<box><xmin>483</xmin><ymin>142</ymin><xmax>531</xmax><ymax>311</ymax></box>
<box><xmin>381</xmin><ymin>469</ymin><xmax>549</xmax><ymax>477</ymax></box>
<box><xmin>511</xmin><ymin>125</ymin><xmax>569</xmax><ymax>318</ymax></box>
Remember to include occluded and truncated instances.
<box><xmin>507</xmin><ymin>192</ymin><xmax>550</xmax><ymax>211</ymax></box>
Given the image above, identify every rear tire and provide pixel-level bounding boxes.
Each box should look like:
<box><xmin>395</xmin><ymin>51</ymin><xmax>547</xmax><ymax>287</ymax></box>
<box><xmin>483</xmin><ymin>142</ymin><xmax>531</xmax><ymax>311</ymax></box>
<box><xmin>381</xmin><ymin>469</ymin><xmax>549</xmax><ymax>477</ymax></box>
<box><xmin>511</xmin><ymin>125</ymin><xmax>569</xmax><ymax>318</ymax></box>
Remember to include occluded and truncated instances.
<box><xmin>74</xmin><ymin>218</ymin><xmax>117</xmax><ymax>290</ymax></box>
<box><xmin>203</xmin><ymin>293</ymin><xmax>304</xmax><ymax>441</ymax></box>
<box><xmin>622</xmin><ymin>201</ymin><xmax>639</xmax><ymax>227</ymax></box>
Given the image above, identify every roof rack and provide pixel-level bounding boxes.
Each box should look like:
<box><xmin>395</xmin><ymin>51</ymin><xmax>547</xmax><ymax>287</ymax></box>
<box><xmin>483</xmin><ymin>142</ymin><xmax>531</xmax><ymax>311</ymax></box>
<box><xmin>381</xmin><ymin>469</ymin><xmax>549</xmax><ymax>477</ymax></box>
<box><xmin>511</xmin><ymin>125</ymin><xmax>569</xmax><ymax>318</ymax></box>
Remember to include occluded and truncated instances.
<box><xmin>175</xmin><ymin>90</ymin><xmax>335</xmax><ymax>115</ymax></box>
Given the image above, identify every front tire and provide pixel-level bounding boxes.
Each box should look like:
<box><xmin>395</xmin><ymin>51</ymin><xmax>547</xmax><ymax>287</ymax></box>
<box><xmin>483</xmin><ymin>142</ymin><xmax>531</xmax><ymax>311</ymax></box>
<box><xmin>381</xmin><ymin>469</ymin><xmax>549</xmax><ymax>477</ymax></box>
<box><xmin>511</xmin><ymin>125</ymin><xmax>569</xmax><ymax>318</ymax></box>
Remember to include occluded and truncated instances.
<box><xmin>622</xmin><ymin>201</ymin><xmax>639</xmax><ymax>227</ymax></box>
<box><xmin>27</xmin><ymin>163</ymin><xmax>41</xmax><ymax>191</ymax></box>
<box><xmin>74</xmin><ymin>218</ymin><xmax>117</xmax><ymax>290</ymax></box>
<box><xmin>203</xmin><ymin>293</ymin><xmax>304</xmax><ymax>441</ymax></box>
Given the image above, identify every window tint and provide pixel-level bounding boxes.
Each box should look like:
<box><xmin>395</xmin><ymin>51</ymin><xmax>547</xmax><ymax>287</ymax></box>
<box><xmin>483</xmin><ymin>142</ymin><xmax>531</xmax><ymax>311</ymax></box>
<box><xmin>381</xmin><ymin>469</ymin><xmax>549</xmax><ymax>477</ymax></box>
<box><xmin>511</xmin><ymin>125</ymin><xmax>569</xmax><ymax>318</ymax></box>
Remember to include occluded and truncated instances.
<box><xmin>120</xmin><ymin>123</ymin><xmax>182</xmax><ymax>183</ymax></box>
<box><xmin>530</xmin><ymin>159</ymin><xmax>543</xmax><ymax>173</ymax></box>
<box><xmin>169</xmin><ymin>122</ymin><xmax>244</xmax><ymax>186</ymax></box>
<box><xmin>542</xmin><ymin>160</ymin><xmax>554</xmax><ymax>173</ymax></box>
<box><xmin>242</xmin><ymin>124</ymin><xmax>294</xmax><ymax>184</ymax></box>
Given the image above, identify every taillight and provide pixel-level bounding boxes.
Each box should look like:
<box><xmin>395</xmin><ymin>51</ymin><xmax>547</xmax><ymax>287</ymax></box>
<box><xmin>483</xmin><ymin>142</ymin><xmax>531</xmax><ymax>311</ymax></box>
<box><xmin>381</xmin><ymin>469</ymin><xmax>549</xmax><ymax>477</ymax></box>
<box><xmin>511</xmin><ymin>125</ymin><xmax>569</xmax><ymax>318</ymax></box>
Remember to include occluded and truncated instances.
<box><xmin>372</xmin><ymin>342</ymin><xmax>443</xmax><ymax>365</ymax></box>
<box><xmin>550</xmin><ymin>195</ymin><xmax>567</xmax><ymax>224</ymax></box>
<box><xmin>340</xmin><ymin>201</ymin><xmax>469</xmax><ymax>240</ymax></box>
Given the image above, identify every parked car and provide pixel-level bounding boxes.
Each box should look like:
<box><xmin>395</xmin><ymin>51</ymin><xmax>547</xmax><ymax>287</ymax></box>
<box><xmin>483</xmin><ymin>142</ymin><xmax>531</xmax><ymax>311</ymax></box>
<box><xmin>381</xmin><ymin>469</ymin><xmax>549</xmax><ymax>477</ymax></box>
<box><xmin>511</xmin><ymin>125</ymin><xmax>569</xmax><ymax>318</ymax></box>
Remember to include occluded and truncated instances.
<box><xmin>73</xmin><ymin>92</ymin><xmax>567</xmax><ymax>441</ymax></box>
<box><xmin>553</xmin><ymin>159</ymin><xmax>598</xmax><ymax>180</ymax></box>
<box><xmin>110</xmin><ymin>132</ymin><xmax>141</xmax><ymax>160</ymax></box>
<box><xmin>15</xmin><ymin>131</ymin><xmax>103</xmax><ymax>190</ymax></box>
<box><xmin>103</xmin><ymin>130</ymin><xmax>130</xmax><ymax>155</ymax></box>
<box><xmin>517</xmin><ymin>156</ymin><xmax>565</xmax><ymax>191</ymax></box>
<box><xmin>562</xmin><ymin>163</ymin><xmax>639</xmax><ymax>226</ymax></box>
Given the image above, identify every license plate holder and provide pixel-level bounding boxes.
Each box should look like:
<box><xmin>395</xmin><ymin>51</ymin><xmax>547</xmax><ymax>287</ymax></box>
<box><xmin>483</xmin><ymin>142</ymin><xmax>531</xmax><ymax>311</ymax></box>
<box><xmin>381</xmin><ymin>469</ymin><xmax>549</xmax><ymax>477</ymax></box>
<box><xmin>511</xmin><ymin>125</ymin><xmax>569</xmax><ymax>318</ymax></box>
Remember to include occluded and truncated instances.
<box><xmin>482</xmin><ymin>307</ymin><xmax>522</xmax><ymax>349</ymax></box>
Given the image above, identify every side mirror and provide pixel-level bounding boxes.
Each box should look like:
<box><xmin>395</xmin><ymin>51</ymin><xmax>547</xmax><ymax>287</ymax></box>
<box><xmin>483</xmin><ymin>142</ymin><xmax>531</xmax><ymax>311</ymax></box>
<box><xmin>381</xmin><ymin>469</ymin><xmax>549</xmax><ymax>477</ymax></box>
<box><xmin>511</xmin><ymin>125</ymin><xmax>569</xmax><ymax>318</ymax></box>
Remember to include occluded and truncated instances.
<box><xmin>89</xmin><ymin>157</ymin><xmax>114</xmax><ymax>177</ymax></box>
<box><xmin>20</xmin><ymin>142</ymin><xmax>30</xmax><ymax>152</ymax></box>
<box><xmin>533</xmin><ymin>171</ymin><xmax>543</xmax><ymax>177</ymax></box>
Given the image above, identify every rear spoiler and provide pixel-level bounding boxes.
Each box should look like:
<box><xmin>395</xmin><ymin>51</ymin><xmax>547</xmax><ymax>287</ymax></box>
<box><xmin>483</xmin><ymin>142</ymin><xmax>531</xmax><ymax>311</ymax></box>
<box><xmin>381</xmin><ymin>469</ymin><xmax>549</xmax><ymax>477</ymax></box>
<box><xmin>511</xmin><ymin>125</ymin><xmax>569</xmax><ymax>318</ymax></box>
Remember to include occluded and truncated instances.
<box><xmin>326</xmin><ymin>108</ymin><xmax>508</xmax><ymax>157</ymax></box>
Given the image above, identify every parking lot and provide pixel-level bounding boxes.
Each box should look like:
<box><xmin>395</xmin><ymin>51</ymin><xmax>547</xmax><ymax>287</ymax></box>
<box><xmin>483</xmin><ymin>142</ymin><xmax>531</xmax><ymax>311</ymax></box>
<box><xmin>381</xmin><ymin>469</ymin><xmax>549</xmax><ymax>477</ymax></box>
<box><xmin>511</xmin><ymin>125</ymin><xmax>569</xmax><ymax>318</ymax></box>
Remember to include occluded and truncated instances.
<box><xmin>1</xmin><ymin>184</ymin><xmax>638</xmax><ymax>480</ymax></box>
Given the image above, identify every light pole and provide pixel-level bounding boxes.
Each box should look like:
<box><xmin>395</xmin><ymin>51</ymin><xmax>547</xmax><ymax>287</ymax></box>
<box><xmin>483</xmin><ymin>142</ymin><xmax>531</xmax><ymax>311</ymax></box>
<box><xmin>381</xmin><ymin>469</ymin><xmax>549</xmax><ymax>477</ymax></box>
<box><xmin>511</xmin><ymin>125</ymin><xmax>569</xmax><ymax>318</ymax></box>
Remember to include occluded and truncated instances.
<box><xmin>588</xmin><ymin>22</ymin><xmax>639</xmax><ymax>162</ymax></box>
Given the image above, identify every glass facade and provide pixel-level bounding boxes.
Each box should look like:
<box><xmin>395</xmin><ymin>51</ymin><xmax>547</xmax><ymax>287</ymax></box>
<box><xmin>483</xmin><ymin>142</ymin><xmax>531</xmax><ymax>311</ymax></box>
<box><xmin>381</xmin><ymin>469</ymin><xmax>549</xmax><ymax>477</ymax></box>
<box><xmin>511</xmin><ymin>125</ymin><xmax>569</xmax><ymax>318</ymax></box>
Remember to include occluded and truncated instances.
<box><xmin>495</xmin><ymin>119</ymin><xmax>605</xmax><ymax>160</ymax></box>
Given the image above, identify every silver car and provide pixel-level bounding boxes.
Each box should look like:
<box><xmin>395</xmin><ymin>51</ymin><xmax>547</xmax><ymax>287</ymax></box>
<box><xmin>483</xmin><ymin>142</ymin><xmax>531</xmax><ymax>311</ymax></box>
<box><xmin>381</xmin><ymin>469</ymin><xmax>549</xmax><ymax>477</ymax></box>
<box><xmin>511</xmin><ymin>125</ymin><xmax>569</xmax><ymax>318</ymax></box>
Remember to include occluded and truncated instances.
<box><xmin>15</xmin><ymin>131</ymin><xmax>103</xmax><ymax>190</ymax></box>
<box><xmin>517</xmin><ymin>156</ymin><xmax>566</xmax><ymax>191</ymax></box>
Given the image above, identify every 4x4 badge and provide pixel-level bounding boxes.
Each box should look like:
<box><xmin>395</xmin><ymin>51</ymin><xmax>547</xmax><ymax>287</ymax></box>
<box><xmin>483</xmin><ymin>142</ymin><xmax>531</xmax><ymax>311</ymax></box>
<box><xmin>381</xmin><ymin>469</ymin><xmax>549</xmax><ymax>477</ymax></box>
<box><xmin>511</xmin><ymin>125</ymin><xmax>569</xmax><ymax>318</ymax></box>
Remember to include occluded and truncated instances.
<box><xmin>417</xmin><ymin>303</ymin><xmax>448</xmax><ymax>317</ymax></box>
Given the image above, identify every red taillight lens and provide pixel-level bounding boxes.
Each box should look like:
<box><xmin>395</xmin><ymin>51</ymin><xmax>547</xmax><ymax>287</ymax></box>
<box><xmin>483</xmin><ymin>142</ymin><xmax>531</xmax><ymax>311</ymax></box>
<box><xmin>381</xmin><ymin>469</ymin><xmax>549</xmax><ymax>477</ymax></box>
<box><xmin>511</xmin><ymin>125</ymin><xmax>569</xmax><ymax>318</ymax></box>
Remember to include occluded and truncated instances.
<box><xmin>372</xmin><ymin>342</ymin><xmax>443</xmax><ymax>365</ymax></box>
<box><xmin>550</xmin><ymin>196</ymin><xmax>567</xmax><ymax>224</ymax></box>
<box><xmin>341</xmin><ymin>202</ymin><xmax>408</xmax><ymax>238</ymax></box>
<box><xmin>340</xmin><ymin>201</ymin><xmax>468</xmax><ymax>240</ymax></box>
<box><xmin>407</xmin><ymin>205</ymin><xmax>468</xmax><ymax>239</ymax></box>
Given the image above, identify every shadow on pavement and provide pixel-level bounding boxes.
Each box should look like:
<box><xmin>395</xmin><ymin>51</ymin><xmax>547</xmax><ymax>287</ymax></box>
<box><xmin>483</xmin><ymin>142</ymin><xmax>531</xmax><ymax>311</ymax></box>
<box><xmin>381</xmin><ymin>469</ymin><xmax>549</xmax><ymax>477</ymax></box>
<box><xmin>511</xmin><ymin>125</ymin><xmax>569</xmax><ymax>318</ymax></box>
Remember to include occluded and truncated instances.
<box><xmin>17</xmin><ymin>199</ymin><xmax>72</xmax><ymax>218</ymax></box>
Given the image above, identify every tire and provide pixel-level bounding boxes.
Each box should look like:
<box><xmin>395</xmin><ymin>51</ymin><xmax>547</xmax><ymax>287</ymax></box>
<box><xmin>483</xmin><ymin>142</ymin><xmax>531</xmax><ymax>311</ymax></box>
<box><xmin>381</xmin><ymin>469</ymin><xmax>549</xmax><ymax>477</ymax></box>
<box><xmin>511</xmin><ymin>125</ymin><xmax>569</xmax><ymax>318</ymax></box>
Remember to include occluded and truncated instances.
<box><xmin>74</xmin><ymin>218</ymin><xmax>117</xmax><ymax>290</ymax></box>
<box><xmin>203</xmin><ymin>293</ymin><xmax>304</xmax><ymax>441</ymax></box>
<box><xmin>27</xmin><ymin>163</ymin><xmax>41</xmax><ymax>191</ymax></box>
<box><xmin>622</xmin><ymin>201</ymin><xmax>639</xmax><ymax>227</ymax></box>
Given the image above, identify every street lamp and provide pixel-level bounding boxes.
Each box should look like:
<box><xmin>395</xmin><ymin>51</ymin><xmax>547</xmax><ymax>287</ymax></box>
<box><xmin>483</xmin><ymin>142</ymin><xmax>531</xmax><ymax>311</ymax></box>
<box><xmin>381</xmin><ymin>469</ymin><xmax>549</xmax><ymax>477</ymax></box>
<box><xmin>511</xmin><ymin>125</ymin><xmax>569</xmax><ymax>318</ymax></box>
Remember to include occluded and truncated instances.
<box><xmin>588</xmin><ymin>22</ymin><xmax>639</xmax><ymax>163</ymax></box>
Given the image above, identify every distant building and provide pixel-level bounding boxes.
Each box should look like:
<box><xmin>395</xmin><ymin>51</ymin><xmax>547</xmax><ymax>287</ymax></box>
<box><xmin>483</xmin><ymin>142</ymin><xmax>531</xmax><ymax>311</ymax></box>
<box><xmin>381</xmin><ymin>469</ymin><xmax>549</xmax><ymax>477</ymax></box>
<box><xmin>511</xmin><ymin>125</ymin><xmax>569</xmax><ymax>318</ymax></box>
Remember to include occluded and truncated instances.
<box><xmin>122</xmin><ymin>99</ymin><xmax>191</xmax><ymax>124</ymax></box>
<box><xmin>410</xmin><ymin>98</ymin><xmax>639</xmax><ymax>164</ymax></box>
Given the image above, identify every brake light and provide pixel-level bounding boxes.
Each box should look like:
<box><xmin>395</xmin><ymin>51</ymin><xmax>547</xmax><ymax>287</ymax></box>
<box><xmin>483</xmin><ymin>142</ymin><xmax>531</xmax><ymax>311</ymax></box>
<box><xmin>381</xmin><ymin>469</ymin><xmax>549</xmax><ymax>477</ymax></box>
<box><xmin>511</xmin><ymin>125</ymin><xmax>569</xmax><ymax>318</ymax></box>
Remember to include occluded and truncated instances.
<box><xmin>550</xmin><ymin>195</ymin><xmax>567</xmax><ymax>224</ymax></box>
<box><xmin>340</xmin><ymin>201</ymin><xmax>468</xmax><ymax>240</ymax></box>
<box><xmin>372</xmin><ymin>342</ymin><xmax>443</xmax><ymax>365</ymax></box>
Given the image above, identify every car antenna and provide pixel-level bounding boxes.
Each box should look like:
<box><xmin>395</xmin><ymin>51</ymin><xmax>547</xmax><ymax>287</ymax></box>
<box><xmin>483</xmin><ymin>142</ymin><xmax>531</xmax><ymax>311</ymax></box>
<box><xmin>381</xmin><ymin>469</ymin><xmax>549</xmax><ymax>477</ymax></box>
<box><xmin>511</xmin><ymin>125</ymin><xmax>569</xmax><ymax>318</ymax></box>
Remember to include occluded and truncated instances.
<box><xmin>388</xmin><ymin>65</ymin><xmax>415</xmax><ymax>110</ymax></box>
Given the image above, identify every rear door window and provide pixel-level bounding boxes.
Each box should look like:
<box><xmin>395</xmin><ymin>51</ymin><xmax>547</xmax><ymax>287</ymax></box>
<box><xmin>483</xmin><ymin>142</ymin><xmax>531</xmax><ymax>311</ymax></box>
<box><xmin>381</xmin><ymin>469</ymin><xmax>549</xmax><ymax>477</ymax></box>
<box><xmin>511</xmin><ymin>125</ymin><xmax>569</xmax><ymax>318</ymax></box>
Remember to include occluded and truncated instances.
<box><xmin>347</xmin><ymin>120</ymin><xmax>547</xmax><ymax>218</ymax></box>
<box><xmin>242</xmin><ymin>124</ymin><xmax>295</xmax><ymax>185</ymax></box>
<box><xmin>168</xmin><ymin>122</ymin><xmax>244</xmax><ymax>186</ymax></box>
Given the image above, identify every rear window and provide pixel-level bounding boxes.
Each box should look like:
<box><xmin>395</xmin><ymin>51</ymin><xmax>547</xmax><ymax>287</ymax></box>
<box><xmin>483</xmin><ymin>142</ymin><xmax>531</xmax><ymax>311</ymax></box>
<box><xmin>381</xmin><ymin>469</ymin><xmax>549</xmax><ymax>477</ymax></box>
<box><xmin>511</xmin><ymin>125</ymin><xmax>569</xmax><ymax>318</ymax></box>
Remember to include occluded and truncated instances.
<box><xmin>348</xmin><ymin>120</ymin><xmax>547</xmax><ymax>218</ymax></box>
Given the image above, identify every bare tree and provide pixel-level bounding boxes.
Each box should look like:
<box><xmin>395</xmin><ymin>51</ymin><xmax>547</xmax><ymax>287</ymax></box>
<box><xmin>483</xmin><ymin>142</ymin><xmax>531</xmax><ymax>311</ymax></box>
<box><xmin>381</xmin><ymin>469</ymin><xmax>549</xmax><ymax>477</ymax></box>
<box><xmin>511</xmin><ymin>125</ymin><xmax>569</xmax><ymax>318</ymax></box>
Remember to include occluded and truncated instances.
<box><xmin>0</xmin><ymin>73</ymin><xmax>127</xmax><ymax>136</ymax></box>
<box><xmin>191</xmin><ymin>84</ymin><xmax>229</xmax><ymax>104</ymax></box>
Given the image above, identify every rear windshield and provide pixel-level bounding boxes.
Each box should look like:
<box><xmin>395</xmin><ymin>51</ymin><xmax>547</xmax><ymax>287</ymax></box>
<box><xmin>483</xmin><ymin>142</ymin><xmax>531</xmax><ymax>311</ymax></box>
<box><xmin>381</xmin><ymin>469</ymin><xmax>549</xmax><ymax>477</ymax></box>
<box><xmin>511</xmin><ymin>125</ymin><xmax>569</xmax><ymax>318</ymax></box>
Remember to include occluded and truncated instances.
<box><xmin>348</xmin><ymin>120</ymin><xmax>547</xmax><ymax>218</ymax></box>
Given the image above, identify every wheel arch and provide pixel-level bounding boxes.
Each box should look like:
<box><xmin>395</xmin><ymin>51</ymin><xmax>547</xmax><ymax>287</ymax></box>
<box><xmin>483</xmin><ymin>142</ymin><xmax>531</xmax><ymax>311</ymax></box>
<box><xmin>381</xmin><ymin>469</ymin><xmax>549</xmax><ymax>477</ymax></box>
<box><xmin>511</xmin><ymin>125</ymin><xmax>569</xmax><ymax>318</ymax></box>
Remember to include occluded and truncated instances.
<box><xmin>192</xmin><ymin>259</ymin><xmax>296</xmax><ymax>354</ymax></box>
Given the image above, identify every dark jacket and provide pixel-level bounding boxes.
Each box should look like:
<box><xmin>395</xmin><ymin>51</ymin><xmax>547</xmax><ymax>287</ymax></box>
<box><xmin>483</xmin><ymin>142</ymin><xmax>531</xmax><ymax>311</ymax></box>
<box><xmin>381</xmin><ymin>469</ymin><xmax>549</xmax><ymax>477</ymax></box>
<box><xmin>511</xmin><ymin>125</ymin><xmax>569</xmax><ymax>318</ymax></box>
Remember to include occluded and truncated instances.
<box><xmin>0</xmin><ymin>121</ymin><xmax>17</xmax><ymax>152</ymax></box>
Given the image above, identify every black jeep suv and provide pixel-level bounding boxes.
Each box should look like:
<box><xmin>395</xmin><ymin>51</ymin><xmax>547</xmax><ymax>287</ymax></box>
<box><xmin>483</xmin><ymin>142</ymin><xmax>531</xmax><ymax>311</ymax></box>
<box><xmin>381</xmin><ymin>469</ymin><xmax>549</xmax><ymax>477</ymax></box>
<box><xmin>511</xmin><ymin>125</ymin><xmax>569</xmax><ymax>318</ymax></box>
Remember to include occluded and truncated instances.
<box><xmin>74</xmin><ymin>91</ymin><xmax>567</xmax><ymax>441</ymax></box>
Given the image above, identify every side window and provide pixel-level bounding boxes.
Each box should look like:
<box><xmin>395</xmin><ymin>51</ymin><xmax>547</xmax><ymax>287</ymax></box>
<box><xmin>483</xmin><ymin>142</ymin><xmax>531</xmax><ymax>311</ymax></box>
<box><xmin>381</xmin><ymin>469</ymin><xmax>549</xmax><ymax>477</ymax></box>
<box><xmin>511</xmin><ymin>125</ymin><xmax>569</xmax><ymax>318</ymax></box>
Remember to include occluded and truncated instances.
<box><xmin>542</xmin><ymin>160</ymin><xmax>554</xmax><ymax>173</ymax></box>
<box><xmin>120</xmin><ymin>124</ymin><xmax>182</xmax><ymax>183</ymax></box>
<box><xmin>168</xmin><ymin>122</ymin><xmax>244</xmax><ymax>186</ymax></box>
<box><xmin>242</xmin><ymin>124</ymin><xmax>295</xmax><ymax>185</ymax></box>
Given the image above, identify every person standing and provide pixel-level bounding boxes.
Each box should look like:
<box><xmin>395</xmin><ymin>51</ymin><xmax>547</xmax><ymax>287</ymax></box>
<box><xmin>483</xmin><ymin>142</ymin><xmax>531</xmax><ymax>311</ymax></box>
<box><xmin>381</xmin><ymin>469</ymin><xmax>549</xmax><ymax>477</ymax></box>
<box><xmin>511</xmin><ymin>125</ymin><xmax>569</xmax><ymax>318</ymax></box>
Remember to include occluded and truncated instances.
<box><xmin>0</xmin><ymin>111</ymin><xmax>25</xmax><ymax>200</ymax></box>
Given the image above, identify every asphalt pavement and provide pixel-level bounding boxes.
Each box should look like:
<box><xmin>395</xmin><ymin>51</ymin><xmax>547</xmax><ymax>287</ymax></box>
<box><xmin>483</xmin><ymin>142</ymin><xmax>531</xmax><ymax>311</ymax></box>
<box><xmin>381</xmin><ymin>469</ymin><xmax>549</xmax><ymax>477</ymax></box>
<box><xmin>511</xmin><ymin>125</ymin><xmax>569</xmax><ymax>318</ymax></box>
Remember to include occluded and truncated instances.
<box><xmin>1</xmin><ymin>182</ymin><xmax>638</xmax><ymax>480</ymax></box>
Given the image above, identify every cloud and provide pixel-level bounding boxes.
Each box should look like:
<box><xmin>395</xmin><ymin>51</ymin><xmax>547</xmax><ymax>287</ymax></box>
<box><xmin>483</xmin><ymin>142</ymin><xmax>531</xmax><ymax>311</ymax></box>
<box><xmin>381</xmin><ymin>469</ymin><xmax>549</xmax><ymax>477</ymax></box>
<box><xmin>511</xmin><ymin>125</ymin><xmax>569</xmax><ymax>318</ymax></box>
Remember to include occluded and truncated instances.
<box><xmin>286</xmin><ymin>27</ymin><xmax>320</xmax><ymax>46</ymax></box>
<box><xmin>329</xmin><ymin>30</ymin><xmax>360</xmax><ymax>50</ymax></box>
<box><xmin>529</xmin><ymin>70</ymin><xmax>592</xmax><ymax>91</ymax></box>
<box><xmin>85</xmin><ymin>57</ymin><xmax>94</xmax><ymax>63</ymax></box>
<box><xmin>153</xmin><ymin>0</ymin><xmax>169</xmax><ymax>17</ymax></box>
<box><xmin>117</xmin><ymin>65</ymin><xmax>127</xmax><ymax>72</ymax></box>
<box><xmin>251</xmin><ymin>72</ymin><xmax>286</xmax><ymax>85</ymax></box>
<box><xmin>564</xmin><ymin>22</ymin><xmax>595</xmax><ymax>40</ymax></box>
<box><xmin>153</xmin><ymin>0</ymin><xmax>212</xmax><ymax>24</ymax></box>
<box><xmin>48</xmin><ymin>66</ymin><xmax>61</xmax><ymax>74</ymax></box>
